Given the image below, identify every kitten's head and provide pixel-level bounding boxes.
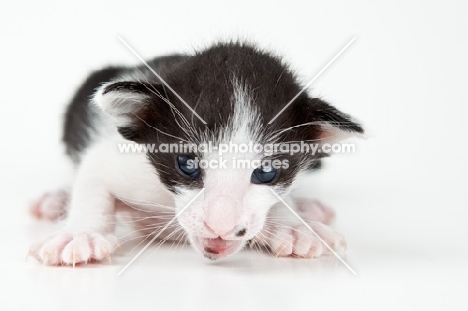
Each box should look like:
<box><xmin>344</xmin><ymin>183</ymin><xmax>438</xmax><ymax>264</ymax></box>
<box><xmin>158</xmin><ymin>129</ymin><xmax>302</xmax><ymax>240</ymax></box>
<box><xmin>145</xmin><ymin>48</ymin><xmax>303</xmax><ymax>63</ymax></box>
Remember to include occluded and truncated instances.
<box><xmin>94</xmin><ymin>42</ymin><xmax>363</xmax><ymax>259</ymax></box>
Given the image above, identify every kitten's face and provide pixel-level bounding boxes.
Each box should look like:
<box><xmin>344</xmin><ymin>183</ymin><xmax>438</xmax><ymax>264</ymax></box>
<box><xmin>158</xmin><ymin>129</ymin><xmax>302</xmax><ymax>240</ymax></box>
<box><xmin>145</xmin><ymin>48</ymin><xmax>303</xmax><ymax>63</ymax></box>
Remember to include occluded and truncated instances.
<box><xmin>174</xmin><ymin>152</ymin><xmax>283</xmax><ymax>259</ymax></box>
<box><xmin>144</xmin><ymin>82</ymin><xmax>310</xmax><ymax>259</ymax></box>
<box><xmin>147</xmin><ymin>84</ymin><xmax>297</xmax><ymax>259</ymax></box>
<box><xmin>95</xmin><ymin>43</ymin><xmax>363</xmax><ymax>259</ymax></box>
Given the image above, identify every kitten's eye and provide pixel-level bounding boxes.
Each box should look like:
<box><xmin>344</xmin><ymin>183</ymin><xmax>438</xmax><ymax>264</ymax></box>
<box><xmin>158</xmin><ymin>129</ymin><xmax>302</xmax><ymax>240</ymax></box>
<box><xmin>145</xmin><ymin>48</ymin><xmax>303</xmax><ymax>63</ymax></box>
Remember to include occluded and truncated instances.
<box><xmin>251</xmin><ymin>166</ymin><xmax>278</xmax><ymax>184</ymax></box>
<box><xmin>176</xmin><ymin>155</ymin><xmax>201</xmax><ymax>179</ymax></box>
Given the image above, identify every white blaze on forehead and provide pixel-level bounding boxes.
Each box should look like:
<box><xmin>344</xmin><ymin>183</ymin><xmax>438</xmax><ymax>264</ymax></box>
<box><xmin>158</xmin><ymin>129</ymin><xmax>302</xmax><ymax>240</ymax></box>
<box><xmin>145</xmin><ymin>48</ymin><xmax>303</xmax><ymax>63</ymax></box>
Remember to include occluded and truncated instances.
<box><xmin>203</xmin><ymin>79</ymin><xmax>262</xmax><ymax>197</ymax></box>
<box><xmin>214</xmin><ymin>78</ymin><xmax>262</xmax><ymax>152</ymax></box>
<box><xmin>226</xmin><ymin>79</ymin><xmax>262</xmax><ymax>144</ymax></box>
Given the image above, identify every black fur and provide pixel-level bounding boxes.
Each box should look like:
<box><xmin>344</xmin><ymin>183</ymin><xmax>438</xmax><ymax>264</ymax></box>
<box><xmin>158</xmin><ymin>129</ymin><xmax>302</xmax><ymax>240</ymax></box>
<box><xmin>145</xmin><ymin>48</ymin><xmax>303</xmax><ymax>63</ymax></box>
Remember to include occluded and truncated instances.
<box><xmin>63</xmin><ymin>67</ymin><xmax>123</xmax><ymax>163</ymax></box>
<box><xmin>63</xmin><ymin>55</ymin><xmax>188</xmax><ymax>163</ymax></box>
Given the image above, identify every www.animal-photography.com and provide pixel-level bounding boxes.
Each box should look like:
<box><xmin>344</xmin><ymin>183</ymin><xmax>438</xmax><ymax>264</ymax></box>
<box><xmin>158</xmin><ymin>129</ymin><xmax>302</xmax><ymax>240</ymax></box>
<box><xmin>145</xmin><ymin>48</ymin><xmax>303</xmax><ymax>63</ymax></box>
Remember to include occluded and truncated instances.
<box><xmin>1</xmin><ymin>1</ymin><xmax>466</xmax><ymax>310</ymax></box>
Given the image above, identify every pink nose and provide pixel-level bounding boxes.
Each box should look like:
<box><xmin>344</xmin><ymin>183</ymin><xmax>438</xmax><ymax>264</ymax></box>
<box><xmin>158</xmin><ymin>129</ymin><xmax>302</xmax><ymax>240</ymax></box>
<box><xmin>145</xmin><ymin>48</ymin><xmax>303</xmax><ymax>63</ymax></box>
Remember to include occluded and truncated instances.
<box><xmin>204</xmin><ymin>197</ymin><xmax>238</xmax><ymax>236</ymax></box>
<box><xmin>204</xmin><ymin>222</ymin><xmax>236</xmax><ymax>237</ymax></box>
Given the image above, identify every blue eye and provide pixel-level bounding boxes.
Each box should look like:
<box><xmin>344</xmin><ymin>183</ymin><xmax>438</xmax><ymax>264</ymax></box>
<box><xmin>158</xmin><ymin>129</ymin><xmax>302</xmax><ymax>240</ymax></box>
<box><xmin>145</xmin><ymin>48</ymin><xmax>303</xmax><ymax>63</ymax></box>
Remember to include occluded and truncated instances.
<box><xmin>251</xmin><ymin>166</ymin><xmax>278</xmax><ymax>184</ymax></box>
<box><xmin>177</xmin><ymin>155</ymin><xmax>201</xmax><ymax>179</ymax></box>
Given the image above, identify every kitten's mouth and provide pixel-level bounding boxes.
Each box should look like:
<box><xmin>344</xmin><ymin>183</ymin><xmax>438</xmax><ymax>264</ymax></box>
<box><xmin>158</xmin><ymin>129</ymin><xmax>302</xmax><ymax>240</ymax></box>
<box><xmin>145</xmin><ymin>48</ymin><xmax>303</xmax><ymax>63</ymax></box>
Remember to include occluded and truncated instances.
<box><xmin>193</xmin><ymin>236</ymin><xmax>244</xmax><ymax>260</ymax></box>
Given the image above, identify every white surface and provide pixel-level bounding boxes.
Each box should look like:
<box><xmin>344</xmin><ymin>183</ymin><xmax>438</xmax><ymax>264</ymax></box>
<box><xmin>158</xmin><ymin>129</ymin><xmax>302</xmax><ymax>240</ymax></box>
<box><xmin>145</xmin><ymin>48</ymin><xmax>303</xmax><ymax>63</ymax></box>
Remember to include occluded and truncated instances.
<box><xmin>1</xmin><ymin>0</ymin><xmax>467</xmax><ymax>310</ymax></box>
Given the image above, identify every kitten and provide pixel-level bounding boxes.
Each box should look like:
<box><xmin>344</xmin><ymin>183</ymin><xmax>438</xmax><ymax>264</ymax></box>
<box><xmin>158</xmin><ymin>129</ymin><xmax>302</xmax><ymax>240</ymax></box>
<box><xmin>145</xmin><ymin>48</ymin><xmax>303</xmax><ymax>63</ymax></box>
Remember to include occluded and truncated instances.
<box><xmin>29</xmin><ymin>42</ymin><xmax>363</xmax><ymax>265</ymax></box>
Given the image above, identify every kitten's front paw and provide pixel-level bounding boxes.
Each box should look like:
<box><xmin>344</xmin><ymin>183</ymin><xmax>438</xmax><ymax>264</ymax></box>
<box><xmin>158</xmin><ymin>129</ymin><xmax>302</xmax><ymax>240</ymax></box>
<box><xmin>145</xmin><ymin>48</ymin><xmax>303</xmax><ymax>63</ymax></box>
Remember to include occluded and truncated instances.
<box><xmin>266</xmin><ymin>222</ymin><xmax>346</xmax><ymax>258</ymax></box>
<box><xmin>29</xmin><ymin>232</ymin><xmax>119</xmax><ymax>266</ymax></box>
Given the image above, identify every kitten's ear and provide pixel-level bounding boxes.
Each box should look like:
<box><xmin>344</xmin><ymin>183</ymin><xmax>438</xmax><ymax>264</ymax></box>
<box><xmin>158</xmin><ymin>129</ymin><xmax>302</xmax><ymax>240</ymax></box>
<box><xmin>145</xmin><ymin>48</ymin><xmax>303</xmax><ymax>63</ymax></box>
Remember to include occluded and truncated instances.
<box><xmin>303</xmin><ymin>97</ymin><xmax>364</xmax><ymax>142</ymax></box>
<box><xmin>93</xmin><ymin>81</ymin><xmax>170</xmax><ymax>142</ymax></box>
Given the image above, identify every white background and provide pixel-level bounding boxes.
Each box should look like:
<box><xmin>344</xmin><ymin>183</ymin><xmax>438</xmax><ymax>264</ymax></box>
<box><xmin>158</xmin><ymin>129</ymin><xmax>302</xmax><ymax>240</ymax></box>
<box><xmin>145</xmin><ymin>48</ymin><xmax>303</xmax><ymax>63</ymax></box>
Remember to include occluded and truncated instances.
<box><xmin>1</xmin><ymin>0</ymin><xmax>467</xmax><ymax>310</ymax></box>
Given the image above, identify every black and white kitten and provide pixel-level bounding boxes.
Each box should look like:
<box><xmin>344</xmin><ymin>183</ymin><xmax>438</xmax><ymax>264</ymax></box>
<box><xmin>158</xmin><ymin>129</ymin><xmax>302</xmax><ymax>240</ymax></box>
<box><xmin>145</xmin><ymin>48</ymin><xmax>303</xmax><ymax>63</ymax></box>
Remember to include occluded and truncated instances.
<box><xmin>29</xmin><ymin>42</ymin><xmax>363</xmax><ymax>265</ymax></box>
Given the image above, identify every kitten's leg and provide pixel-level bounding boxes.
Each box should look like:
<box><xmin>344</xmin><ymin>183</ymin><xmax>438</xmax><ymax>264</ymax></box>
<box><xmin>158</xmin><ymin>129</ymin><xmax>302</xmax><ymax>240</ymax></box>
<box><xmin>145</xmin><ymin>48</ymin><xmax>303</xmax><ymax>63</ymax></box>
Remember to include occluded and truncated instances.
<box><xmin>29</xmin><ymin>190</ymin><xmax>69</xmax><ymax>221</ymax></box>
<box><xmin>256</xmin><ymin>197</ymin><xmax>345</xmax><ymax>258</ymax></box>
<box><xmin>293</xmin><ymin>198</ymin><xmax>336</xmax><ymax>225</ymax></box>
<box><xmin>29</xmin><ymin>153</ymin><xmax>118</xmax><ymax>266</ymax></box>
